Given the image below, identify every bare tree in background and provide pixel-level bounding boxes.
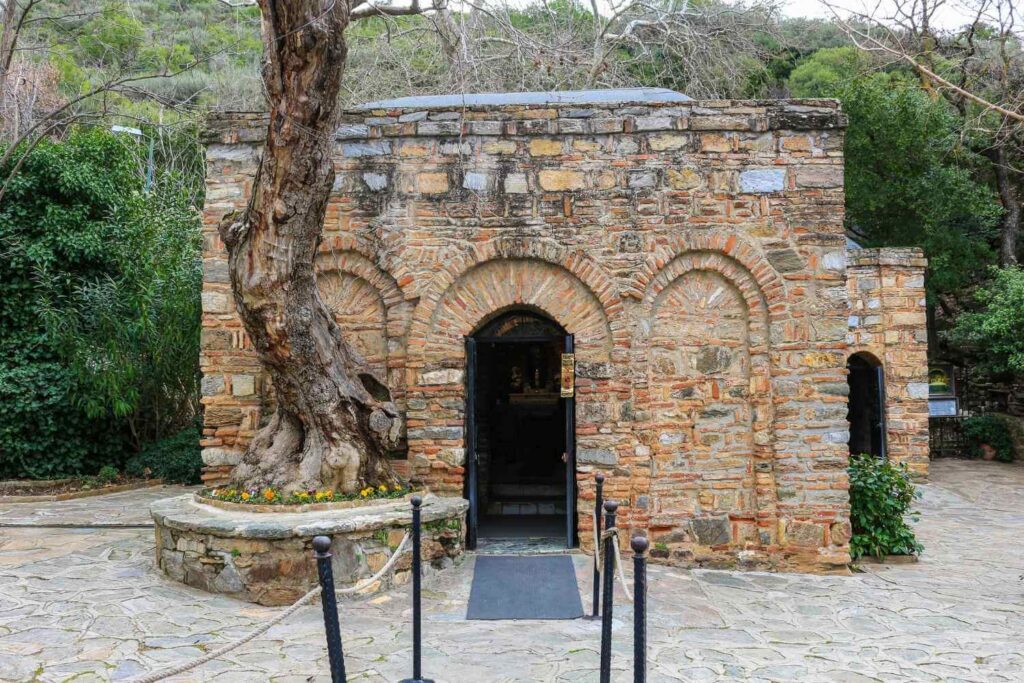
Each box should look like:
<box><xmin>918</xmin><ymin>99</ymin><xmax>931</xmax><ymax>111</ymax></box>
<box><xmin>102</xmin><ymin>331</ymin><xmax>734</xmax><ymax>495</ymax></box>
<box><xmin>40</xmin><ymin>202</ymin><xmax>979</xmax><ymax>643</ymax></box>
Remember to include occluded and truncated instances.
<box><xmin>827</xmin><ymin>0</ymin><xmax>1023</xmax><ymax>265</ymax></box>
<box><xmin>339</xmin><ymin>0</ymin><xmax>782</xmax><ymax>105</ymax></box>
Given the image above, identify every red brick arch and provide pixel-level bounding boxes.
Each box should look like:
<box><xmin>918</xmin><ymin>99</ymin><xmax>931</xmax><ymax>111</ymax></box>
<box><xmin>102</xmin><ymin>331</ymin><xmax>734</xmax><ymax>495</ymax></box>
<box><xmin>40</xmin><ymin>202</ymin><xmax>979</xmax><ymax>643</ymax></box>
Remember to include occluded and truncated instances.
<box><xmin>314</xmin><ymin>249</ymin><xmax>414</xmax><ymax>397</ymax></box>
<box><xmin>412</xmin><ymin>258</ymin><xmax>613</xmax><ymax>371</ymax></box>
<box><xmin>631</xmin><ymin>232</ymin><xmax>787</xmax><ymax>311</ymax></box>
<box><xmin>406</xmin><ymin>238</ymin><xmax>626</xmax><ymax>371</ymax></box>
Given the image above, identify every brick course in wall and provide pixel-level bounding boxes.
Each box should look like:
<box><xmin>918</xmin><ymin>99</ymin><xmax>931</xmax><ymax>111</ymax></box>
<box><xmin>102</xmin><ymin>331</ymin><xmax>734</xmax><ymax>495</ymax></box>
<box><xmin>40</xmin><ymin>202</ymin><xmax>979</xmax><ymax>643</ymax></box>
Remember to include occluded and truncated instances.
<box><xmin>199</xmin><ymin>96</ymin><xmax>928</xmax><ymax>572</ymax></box>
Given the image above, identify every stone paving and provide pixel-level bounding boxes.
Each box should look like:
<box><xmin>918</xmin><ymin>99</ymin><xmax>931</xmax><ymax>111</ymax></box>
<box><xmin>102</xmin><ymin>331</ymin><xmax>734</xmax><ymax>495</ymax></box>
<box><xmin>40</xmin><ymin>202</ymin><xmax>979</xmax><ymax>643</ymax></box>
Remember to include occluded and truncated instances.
<box><xmin>1</xmin><ymin>460</ymin><xmax>1022</xmax><ymax>682</ymax></box>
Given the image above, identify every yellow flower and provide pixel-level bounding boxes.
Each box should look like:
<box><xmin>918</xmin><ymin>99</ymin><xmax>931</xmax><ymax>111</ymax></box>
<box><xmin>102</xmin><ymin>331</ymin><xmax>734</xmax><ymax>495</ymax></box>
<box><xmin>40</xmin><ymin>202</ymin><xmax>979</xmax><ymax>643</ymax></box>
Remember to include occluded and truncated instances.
<box><xmin>241</xmin><ymin>492</ymin><xmax>251</xmax><ymax>501</ymax></box>
<box><xmin>378</xmin><ymin>485</ymin><xmax>387</xmax><ymax>493</ymax></box>
<box><xmin>263</xmin><ymin>489</ymin><xmax>275</xmax><ymax>502</ymax></box>
<box><xmin>360</xmin><ymin>489</ymin><xmax>369</xmax><ymax>497</ymax></box>
<box><xmin>393</xmin><ymin>485</ymin><xmax>402</xmax><ymax>491</ymax></box>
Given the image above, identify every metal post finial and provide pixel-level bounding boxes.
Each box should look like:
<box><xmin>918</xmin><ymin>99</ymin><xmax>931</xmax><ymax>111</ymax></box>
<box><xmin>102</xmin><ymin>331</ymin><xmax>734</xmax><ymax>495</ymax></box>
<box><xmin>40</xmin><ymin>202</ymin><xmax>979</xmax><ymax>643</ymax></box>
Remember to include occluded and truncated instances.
<box><xmin>313</xmin><ymin>535</ymin><xmax>332</xmax><ymax>558</ymax></box>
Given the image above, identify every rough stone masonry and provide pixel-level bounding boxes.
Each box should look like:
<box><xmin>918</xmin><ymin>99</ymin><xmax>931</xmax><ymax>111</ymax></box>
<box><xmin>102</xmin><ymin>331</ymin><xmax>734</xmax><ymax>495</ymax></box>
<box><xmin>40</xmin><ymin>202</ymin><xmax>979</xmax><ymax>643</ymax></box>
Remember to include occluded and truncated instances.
<box><xmin>199</xmin><ymin>91</ymin><xmax>929</xmax><ymax>572</ymax></box>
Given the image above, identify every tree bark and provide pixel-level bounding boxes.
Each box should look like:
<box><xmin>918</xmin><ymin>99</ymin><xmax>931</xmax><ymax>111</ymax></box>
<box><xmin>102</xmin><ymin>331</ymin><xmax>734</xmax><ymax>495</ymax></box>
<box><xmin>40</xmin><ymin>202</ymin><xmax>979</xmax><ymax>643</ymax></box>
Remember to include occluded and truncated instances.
<box><xmin>990</xmin><ymin>145</ymin><xmax>1021</xmax><ymax>267</ymax></box>
<box><xmin>219</xmin><ymin>0</ymin><xmax>401</xmax><ymax>494</ymax></box>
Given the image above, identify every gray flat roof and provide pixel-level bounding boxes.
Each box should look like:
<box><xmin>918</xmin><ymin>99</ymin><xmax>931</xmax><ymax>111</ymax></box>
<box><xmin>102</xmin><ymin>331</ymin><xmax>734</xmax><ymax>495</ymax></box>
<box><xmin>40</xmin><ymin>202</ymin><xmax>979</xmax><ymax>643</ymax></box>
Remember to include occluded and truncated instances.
<box><xmin>357</xmin><ymin>88</ymin><xmax>691</xmax><ymax>110</ymax></box>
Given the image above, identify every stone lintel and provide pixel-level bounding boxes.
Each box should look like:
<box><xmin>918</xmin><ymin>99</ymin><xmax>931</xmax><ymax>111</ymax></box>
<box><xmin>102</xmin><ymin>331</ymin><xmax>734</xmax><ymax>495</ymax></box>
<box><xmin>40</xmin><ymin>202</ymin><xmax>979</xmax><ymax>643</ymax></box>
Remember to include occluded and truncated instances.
<box><xmin>848</xmin><ymin>247</ymin><xmax>928</xmax><ymax>269</ymax></box>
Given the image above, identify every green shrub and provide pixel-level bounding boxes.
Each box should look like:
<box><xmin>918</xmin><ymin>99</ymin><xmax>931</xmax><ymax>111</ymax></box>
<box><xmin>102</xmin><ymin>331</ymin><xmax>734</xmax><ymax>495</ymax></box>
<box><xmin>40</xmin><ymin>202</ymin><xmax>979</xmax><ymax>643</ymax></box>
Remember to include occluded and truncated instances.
<box><xmin>962</xmin><ymin>415</ymin><xmax>1016</xmax><ymax>462</ymax></box>
<box><xmin>848</xmin><ymin>454</ymin><xmax>923</xmax><ymax>560</ymax></box>
<box><xmin>96</xmin><ymin>465</ymin><xmax>120</xmax><ymax>484</ymax></box>
<box><xmin>1</xmin><ymin>129</ymin><xmax>202</xmax><ymax>479</ymax></box>
<box><xmin>0</xmin><ymin>130</ymin><xmax>141</xmax><ymax>478</ymax></box>
<box><xmin>0</xmin><ymin>363</ymin><xmax>123</xmax><ymax>479</ymax></box>
<box><xmin>950</xmin><ymin>267</ymin><xmax>1024</xmax><ymax>375</ymax></box>
<box><xmin>125</xmin><ymin>427</ymin><xmax>202</xmax><ymax>484</ymax></box>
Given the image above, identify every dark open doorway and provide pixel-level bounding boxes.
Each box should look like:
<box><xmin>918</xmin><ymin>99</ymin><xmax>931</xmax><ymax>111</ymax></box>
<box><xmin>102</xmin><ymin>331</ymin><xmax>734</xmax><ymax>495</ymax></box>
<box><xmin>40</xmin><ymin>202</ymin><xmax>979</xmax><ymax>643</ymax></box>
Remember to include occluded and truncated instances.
<box><xmin>465</xmin><ymin>310</ymin><xmax>576</xmax><ymax>550</ymax></box>
<box><xmin>847</xmin><ymin>352</ymin><xmax>887</xmax><ymax>458</ymax></box>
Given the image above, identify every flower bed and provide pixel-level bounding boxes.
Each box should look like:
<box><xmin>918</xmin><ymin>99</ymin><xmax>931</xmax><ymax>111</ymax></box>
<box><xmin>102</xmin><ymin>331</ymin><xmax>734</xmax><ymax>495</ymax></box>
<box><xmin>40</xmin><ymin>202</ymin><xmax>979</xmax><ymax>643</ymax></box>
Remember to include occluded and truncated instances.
<box><xmin>207</xmin><ymin>483</ymin><xmax>412</xmax><ymax>505</ymax></box>
<box><xmin>197</xmin><ymin>484</ymin><xmax>416</xmax><ymax>512</ymax></box>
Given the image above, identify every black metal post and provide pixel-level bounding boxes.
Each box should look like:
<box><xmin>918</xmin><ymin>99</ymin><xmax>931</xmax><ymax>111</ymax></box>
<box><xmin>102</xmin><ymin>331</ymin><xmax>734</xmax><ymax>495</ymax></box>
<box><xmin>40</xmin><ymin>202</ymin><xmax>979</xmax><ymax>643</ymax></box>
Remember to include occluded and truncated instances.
<box><xmin>631</xmin><ymin>536</ymin><xmax>649</xmax><ymax>683</ymax></box>
<box><xmin>592</xmin><ymin>473</ymin><xmax>605</xmax><ymax>618</ymax></box>
<box><xmin>313</xmin><ymin>536</ymin><xmax>347</xmax><ymax>683</ymax></box>
<box><xmin>599</xmin><ymin>500</ymin><xmax>617</xmax><ymax>683</ymax></box>
<box><xmin>399</xmin><ymin>496</ymin><xmax>433</xmax><ymax>683</ymax></box>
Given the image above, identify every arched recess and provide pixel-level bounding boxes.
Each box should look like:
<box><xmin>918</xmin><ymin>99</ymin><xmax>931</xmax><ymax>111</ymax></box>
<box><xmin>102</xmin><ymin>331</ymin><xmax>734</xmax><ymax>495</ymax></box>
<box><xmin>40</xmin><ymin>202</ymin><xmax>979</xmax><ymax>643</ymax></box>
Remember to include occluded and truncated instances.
<box><xmin>630</xmin><ymin>232</ymin><xmax>788</xmax><ymax>309</ymax></box>
<box><xmin>315</xmin><ymin>250</ymin><xmax>411</xmax><ymax>397</ymax></box>
<box><xmin>847</xmin><ymin>351</ymin><xmax>887</xmax><ymax>459</ymax></box>
<box><xmin>639</xmin><ymin>250</ymin><xmax>777</xmax><ymax>548</ymax></box>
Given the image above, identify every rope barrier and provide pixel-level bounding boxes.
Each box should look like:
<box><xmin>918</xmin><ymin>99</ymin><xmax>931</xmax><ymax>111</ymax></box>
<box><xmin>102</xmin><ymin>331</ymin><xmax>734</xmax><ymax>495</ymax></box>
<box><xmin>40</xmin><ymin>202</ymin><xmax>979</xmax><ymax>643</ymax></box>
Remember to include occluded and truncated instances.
<box><xmin>128</xmin><ymin>585</ymin><xmax>322</xmax><ymax>683</ymax></box>
<box><xmin>592</xmin><ymin>509</ymin><xmax>632</xmax><ymax>603</ymax></box>
<box><xmin>127</xmin><ymin>531</ymin><xmax>411</xmax><ymax>683</ymax></box>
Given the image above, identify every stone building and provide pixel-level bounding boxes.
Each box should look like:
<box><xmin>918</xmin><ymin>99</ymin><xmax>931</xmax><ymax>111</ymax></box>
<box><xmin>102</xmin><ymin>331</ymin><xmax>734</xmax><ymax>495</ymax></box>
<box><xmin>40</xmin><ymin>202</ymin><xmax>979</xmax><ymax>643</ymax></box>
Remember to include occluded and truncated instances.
<box><xmin>199</xmin><ymin>89</ymin><xmax>929</xmax><ymax>572</ymax></box>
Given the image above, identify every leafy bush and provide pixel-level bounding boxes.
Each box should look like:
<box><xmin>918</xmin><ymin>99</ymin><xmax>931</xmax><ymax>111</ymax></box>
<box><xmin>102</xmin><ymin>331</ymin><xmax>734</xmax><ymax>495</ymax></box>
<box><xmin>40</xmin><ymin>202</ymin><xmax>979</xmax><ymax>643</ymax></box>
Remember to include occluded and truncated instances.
<box><xmin>962</xmin><ymin>415</ymin><xmax>1016</xmax><ymax>462</ymax></box>
<box><xmin>848</xmin><ymin>454</ymin><xmax>923</xmax><ymax>560</ymax></box>
<box><xmin>0</xmin><ymin>131</ymin><xmax>139</xmax><ymax>478</ymax></box>
<box><xmin>0</xmin><ymin>129</ymin><xmax>202</xmax><ymax>479</ymax></box>
<box><xmin>0</xmin><ymin>363</ymin><xmax>125</xmax><ymax>479</ymax></box>
<box><xmin>96</xmin><ymin>465</ymin><xmax>120</xmax><ymax>484</ymax></box>
<box><xmin>40</xmin><ymin>176</ymin><xmax>202</xmax><ymax>449</ymax></box>
<box><xmin>125</xmin><ymin>427</ymin><xmax>203</xmax><ymax>484</ymax></box>
<box><xmin>950</xmin><ymin>267</ymin><xmax>1024</xmax><ymax>375</ymax></box>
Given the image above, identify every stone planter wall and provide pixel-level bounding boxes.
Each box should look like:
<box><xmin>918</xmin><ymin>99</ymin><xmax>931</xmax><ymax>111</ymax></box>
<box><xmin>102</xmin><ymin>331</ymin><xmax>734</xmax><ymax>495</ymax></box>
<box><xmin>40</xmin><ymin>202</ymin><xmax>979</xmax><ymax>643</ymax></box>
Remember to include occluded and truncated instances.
<box><xmin>151</xmin><ymin>494</ymin><xmax>467</xmax><ymax>606</ymax></box>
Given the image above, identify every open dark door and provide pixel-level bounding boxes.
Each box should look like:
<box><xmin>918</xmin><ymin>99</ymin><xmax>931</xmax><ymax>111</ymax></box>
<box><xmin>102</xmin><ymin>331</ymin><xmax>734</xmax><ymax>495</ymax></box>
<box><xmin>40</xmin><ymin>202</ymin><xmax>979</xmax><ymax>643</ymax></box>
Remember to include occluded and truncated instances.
<box><xmin>562</xmin><ymin>334</ymin><xmax>576</xmax><ymax>548</ymax></box>
<box><xmin>875</xmin><ymin>364</ymin><xmax>888</xmax><ymax>459</ymax></box>
<box><xmin>465</xmin><ymin>337</ymin><xmax>478</xmax><ymax>550</ymax></box>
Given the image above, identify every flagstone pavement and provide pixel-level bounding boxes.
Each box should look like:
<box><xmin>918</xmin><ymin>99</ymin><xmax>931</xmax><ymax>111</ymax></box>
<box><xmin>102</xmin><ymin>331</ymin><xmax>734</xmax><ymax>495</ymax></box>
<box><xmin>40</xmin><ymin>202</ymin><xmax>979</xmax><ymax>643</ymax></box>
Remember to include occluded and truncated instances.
<box><xmin>1</xmin><ymin>459</ymin><xmax>1022</xmax><ymax>682</ymax></box>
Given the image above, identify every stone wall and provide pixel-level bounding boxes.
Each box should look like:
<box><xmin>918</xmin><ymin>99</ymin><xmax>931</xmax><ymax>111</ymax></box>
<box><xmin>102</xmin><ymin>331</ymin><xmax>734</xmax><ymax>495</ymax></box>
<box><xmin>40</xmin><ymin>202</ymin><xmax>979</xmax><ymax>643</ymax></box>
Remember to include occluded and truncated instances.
<box><xmin>847</xmin><ymin>248</ymin><xmax>930</xmax><ymax>477</ymax></box>
<box><xmin>200</xmin><ymin>97</ymin><xmax>860</xmax><ymax>571</ymax></box>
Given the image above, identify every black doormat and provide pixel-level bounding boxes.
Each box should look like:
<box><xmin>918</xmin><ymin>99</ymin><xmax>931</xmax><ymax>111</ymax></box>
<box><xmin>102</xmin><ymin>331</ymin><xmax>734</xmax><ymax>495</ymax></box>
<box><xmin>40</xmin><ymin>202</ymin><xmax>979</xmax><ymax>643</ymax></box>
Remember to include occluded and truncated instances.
<box><xmin>466</xmin><ymin>555</ymin><xmax>584</xmax><ymax>620</ymax></box>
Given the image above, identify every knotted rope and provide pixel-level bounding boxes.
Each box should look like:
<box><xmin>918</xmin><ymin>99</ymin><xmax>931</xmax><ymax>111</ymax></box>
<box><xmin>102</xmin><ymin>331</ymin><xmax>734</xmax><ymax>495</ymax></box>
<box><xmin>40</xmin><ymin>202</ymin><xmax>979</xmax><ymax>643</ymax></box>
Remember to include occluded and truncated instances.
<box><xmin>128</xmin><ymin>531</ymin><xmax>411</xmax><ymax>683</ymax></box>
<box><xmin>592</xmin><ymin>510</ymin><xmax>632</xmax><ymax>603</ymax></box>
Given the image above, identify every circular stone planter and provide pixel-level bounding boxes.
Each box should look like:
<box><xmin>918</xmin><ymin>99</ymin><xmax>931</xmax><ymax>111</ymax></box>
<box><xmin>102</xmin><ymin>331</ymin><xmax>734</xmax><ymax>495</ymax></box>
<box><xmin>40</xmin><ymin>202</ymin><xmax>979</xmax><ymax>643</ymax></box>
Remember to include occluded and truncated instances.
<box><xmin>151</xmin><ymin>493</ymin><xmax>468</xmax><ymax>606</ymax></box>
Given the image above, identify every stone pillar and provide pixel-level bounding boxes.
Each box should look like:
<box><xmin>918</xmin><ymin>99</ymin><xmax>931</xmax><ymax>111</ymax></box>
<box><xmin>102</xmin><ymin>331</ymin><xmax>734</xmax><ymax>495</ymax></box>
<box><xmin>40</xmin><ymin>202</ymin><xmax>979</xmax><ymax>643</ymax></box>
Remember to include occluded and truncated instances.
<box><xmin>847</xmin><ymin>248</ymin><xmax>929</xmax><ymax>478</ymax></box>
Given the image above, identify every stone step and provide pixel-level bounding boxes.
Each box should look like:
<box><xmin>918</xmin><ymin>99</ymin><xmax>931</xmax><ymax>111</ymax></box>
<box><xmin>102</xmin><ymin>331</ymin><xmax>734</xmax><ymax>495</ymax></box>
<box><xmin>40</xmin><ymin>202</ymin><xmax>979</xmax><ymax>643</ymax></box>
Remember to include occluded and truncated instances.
<box><xmin>485</xmin><ymin>501</ymin><xmax>566</xmax><ymax>515</ymax></box>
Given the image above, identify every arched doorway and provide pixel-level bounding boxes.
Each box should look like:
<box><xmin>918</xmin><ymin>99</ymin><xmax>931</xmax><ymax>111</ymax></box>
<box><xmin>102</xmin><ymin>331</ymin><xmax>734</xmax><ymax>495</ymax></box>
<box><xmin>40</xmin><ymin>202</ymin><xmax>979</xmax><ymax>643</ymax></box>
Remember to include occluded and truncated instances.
<box><xmin>847</xmin><ymin>352</ymin><xmax>887</xmax><ymax>458</ymax></box>
<box><xmin>465</xmin><ymin>309</ymin><xmax>576</xmax><ymax>550</ymax></box>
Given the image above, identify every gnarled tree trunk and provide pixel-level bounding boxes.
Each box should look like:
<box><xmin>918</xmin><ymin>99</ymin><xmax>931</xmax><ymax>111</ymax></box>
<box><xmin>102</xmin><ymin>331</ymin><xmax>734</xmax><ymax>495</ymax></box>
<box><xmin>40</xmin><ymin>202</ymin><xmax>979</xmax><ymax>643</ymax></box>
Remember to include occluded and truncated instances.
<box><xmin>219</xmin><ymin>0</ymin><xmax>401</xmax><ymax>494</ymax></box>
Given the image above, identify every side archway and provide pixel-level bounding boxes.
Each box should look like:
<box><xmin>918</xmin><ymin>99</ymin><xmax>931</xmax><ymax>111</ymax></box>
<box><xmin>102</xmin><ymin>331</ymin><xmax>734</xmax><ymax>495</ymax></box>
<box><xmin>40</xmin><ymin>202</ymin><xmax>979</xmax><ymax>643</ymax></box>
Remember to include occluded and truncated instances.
<box><xmin>847</xmin><ymin>351</ymin><xmax>887</xmax><ymax>459</ymax></box>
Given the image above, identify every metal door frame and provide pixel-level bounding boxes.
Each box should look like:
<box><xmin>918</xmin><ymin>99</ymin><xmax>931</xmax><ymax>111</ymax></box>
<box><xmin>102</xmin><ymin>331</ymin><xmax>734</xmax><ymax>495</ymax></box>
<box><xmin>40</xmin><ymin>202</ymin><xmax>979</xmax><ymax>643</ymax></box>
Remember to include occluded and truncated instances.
<box><xmin>462</xmin><ymin>333</ymin><xmax>577</xmax><ymax>549</ymax></box>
